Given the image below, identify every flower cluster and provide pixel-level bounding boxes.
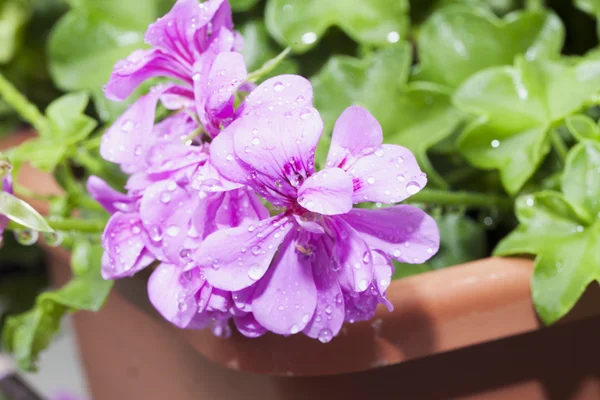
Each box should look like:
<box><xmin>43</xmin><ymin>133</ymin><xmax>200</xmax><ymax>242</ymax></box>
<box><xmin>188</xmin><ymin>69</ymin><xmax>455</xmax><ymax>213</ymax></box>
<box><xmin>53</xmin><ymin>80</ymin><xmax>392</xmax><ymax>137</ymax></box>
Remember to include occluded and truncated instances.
<box><xmin>94</xmin><ymin>0</ymin><xmax>440</xmax><ymax>341</ymax></box>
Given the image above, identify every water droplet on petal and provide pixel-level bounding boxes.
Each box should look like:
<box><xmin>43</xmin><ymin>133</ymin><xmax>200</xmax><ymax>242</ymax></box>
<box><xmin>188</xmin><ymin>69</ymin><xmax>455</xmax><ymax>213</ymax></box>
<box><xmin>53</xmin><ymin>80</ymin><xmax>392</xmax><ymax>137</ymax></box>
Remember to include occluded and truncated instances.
<box><xmin>325</xmin><ymin>305</ymin><xmax>332</xmax><ymax>314</ymax></box>
<box><xmin>273</xmin><ymin>81</ymin><xmax>285</xmax><ymax>92</ymax></box>
<box><xmin>248</xmin><ymin>264</ymin><xmax>264</xmax><ymax>280</ymax></box>
<box><xmin>302</xmin><ymin>314</ymin><xmax>310</xmax><ymax>323</ymax></box>
<box><xmin>367</xmin><ymin>177</ymin><xmax>375</xmax><ymax>185</ymax></box>
<box><xmin>358</xmin><ymin>279</ymin><xmax>369</xmax><ymax>291</ymax></box>
<box><xmin>406</xmin><ymin>181</ymin><xmax>421</xmax><ymax>195</ymax></box>
<box><xmin>318</xmin><ymin>328</ymin><xmax>332</xmax><ymax>343</ymax></box>
<box><xmin>166</xmin><ymin>225</ymin><xmax>180</xmax><ymax>237</ymax></box>
<box><xmin>160</xmin><ymin>192</ymin><xmax>171</xmax><ymax>203</ymax></box>
<box><xmin>252</xmin><ymin>137</ymin><xmax>261</xmax><ymax>146</ymax></box>
<box><xmin>225</xmin><ymin>153</ymin><xmax>234</xmax><ymax>161</ymax></box>
<box><xmin>149</xmin><ymin>226</ymin><xmax>163</xmax><ymax>242</ymax></box>
<box><xmin>251</xmin><ymin>245</ymin><xmax>261</xmax><ymax>256</ymax></box>
<box><xmin>121</xmin><ymin>120</ymin><xmax>133</xmax><ymax>132</ymax></box>
<box><xmin>290</xmin><ymin>324</ymin><xmax>300</xmax><ymax>334</ymax></box>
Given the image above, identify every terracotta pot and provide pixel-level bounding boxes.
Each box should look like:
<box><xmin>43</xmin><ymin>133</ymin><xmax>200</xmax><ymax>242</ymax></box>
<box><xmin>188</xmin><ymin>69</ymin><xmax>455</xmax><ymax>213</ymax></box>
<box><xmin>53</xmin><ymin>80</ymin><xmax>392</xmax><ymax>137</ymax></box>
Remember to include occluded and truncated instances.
<box><xmin>6</xmin><ymin>133</ymin><xmax>600</xmax><ymax>399</ymax></box>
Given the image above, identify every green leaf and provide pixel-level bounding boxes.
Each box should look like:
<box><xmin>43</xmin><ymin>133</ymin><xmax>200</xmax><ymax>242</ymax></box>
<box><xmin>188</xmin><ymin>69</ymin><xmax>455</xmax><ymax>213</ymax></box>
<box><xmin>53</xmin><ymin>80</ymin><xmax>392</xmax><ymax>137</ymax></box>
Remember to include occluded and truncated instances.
<box><xmin>494</xmin><ymin>192</ymin><xmax>586</xmax><ymax>256</ymax></box>
<box><xmin>0</xmin><ymin>0</ymin><xmax>31</xmax><ymax>64</ymax></box>
<box><xmin>3</xmin><ymin>242</ymin><xmax>113</xmax><ymax>371</ymax></box>
<box><xmin>230</xmin><ymin>0</ymin><xmax>259</xmax><ymax>11</ymax></box>
<box><xmin>566</xmin><ymin>114</ymin><xmax>600</xmax><ymax>142</ymax></box>
<box><xmin>10</xmin><ymin>138</ymin><xmax>67</xmax><ymax>172</ymax></box>
<box><xmin>414</xmin><ymin>5</ymin><xmax>564</xmax><ymax>89</ymax></box>
<box><xmin>265</xmin><ymin>0</ymin><xmax>409</xmax><ymax>53</ymax></box>
<box><xmin>562</xmin><ymin>141</ymin><xmax>600</xmax><ymax>222</ymax></box>
<box><xmin>456</xmin><ymin>58</ymin><xmax>600</xmax><ymax>194</ymax></box>
<box><xmin>0</xmin><ymin>192</ymin><xmax>52</xmax><ymax>232</ymax></box>
<box><xmin>494</xmin><ymin>187</ymin><xmax>600</xmax><ymax>324</ymax></box>
<box><xmin>240</xmin><ymin>20</ymin><xmax>298</xmax><ymax>81</ymax></box>
<box><xmin>48</xmin><ymin>0</ymin><xmax>169</xmax><ymax>92</ymax></box>
<box><xmin>575</xmin><ymin>0</ymin><xmax>600</xmax><ymax>16</ymax></box>
<box><xmin>312</xmin><ymin>44</ymin><xmax>463</xmax><ymax>187</ymax></box>
<box><xmin>46</xmin><ymin>92</ymin><xmax>97</xmax><ymax>141</ymax></box>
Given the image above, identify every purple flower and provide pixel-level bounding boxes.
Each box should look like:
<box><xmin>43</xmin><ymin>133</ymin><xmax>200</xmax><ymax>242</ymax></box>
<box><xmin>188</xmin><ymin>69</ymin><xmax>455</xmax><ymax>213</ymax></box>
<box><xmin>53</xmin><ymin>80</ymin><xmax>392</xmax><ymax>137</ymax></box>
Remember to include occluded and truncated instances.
<box><xmin>194</xmin><ymin>78</ymin><xmax>440</xmax><ymax>341</ymax></box>
<box><xmin>0</xmin><ymin>163</ymin><xmax>12</xmax><ymax>236</ymax></box>
<box><xmin>103</xmin><ymin>0</ymin><xmax>246</xmax><ymax>137</ymax></box>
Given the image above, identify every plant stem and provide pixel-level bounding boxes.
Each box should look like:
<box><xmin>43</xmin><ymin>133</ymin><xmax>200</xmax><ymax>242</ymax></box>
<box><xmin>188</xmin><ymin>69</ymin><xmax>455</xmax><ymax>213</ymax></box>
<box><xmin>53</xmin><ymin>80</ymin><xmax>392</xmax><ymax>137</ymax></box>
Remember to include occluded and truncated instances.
<box><xmin>550</xmin><ymin>129</ymin><xmax>568</xmax><ymax>163</ymax></box>
<box><xmin>247</xmin><ymin>47</ymin><xmax>292</xmax><ymax>83</ymax></box>
<box><xmin>0</xmin><ymin>73</ymin><xmax>49</xmax><ymax>136</ymax></box>
<box><xmin>8</xmin><ymin>217</ymin><xmax>107</xmax><ymax>233</ymax></box>
<box><xmin>406</xmin><ymin>189</ymin><xmax>513</xmax><ymax>211</ymax></box>
<box><xmin>72</xmin><ymin>148</ymin><xmax>126</xmax><ymax>189</ymax></box>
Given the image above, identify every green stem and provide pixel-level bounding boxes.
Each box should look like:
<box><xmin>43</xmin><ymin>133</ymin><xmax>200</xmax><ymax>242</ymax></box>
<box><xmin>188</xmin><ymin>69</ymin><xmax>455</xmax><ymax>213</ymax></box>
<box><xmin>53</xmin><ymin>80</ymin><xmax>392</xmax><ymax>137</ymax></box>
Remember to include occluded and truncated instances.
<box><xmin>8</xmin><ymin>217</ymin><xmax>107</xmax><ymax>233</ymax></box>
<box><xmin>247</xmin><ymin>47</ymin><xmax>292</xmax><ymax>83</ymax></box>
<box><xmin>406</xmin><ymin>189</ymin><xmax>513</xmax><ymax>212</ymax></box>
<box><xmin>551</xmin><ymin>129</ymin><xmax>568</xmax><ymax>163</ymax></box>
<box><xmin>525</xmin><ymin>0</ymin><xmax>544</xmax><ymax>10</ymax></box>
<box><xmin>0</xmin><ymin>73</ymin><xmax>49</xmax><ymax>136</ymax></box>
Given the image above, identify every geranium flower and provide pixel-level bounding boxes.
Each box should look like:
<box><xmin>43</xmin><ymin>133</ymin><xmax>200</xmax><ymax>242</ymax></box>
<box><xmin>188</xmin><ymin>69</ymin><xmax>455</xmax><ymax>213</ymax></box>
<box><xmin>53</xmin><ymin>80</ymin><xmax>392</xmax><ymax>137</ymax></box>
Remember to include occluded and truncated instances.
<box><xmin>104</xmin><ymin>0</ymin><xmax>246</xmax><ymax>137</ymax></box>
<box><xmin>194</xmin><ymin>76</ymin><xmax>440</xmax><ymax>342</ymax></box>
<box><xmin>0</xmin><ymin>159</ymin><xmax>13</xmax><ymax>236</ymax></box>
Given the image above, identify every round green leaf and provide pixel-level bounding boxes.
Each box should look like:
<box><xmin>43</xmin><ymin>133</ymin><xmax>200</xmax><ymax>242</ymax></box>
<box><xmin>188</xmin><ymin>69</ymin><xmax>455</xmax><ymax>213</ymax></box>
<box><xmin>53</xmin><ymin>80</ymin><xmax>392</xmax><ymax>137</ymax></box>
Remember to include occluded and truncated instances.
<box><xmin>265</xmin><ymin>0</ymin><xmax>409</xmax><ymax>52</ymax></box>
<box><xmin>565</xmin><ymin>114</ymin><xmax>600</xmax><ymax>142</ymax></box>
<box><xmin>563</xmin><ymin>141</ymin><xmax>600</xmax><ymax>222</ymax></box>
<box><xmin>414</xmin><ymin>5</ymin><xmax>564</xmax><ymax>88</ymax></box>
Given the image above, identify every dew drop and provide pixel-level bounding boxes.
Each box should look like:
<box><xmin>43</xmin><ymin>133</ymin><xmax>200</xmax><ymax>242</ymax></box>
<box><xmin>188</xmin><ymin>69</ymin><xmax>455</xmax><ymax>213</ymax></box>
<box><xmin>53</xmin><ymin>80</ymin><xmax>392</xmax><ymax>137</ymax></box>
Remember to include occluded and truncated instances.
<box><xmin>273</xmin><ymin>81</ymin><xmax>285</xmax><ymax>92</ymax></box>
<box><xmin>406</xmin><ymin>181</ymin><xmax>421</xmax><ymax>195</ymax></box>
<box><xmin>160</xmin><ymin>192</ymin><xmax>171</xmax><ymax>203</ymax></box>
<box><xmin>248</xmin><ymin>264</ymin><xmax>264</xmax><ymax>280</ymax></box>
<box><xmin>386</xmin><ymin>31</ymin><xmax>400</xmax><ymax>43</ymax></box>
<box><xmin>325</xmin><ymin>305</ymin><xmax>332</xmax><ymax>315</ymax></box>
<box><xmin>358</xmin><ymin>279</ymin><xmax>369</xmax><ymax>291</ymax></box>
<box><xmin>166</xmin><ymin>225</ymin><xmax>180</xmax><ymax>237</ymax></box>
<box><xmin>367</xmin><ymin>176</ymin><xmax>375</xmax><ymax>185</ymax></box>
<box><xmin>302</xmin><ymin>314</ymin><xmax>310</xmax><ymax>323</ymax></box>
<box><xmin>301</xmin><ymin>32</ymin><xmax>317</xmax><ymax>44</ymax></box>
<box><xmin>392</xmin><ymin>249</ymin><xmax>402</xmax><ymax>258</ymax></box>
<box><xmin>251</xmin><ymin>245</ymin><xmax>261</xmax><ymax>256</ymax></box>
<box><xmin>225</xmin><ymin>153</ymin><xmax>234</xmax><ymax>161</ymax></box>
<box><xmin>318</xmin><ymin>328</ymin><xmax>332</xmax><ymax>343</ymax></box>
<box><xmin>289</xmin><ymin>324</ymin><xmax>301</xmax><ymax>334</ymax></box>
<box><xmin>121</xmin><ymin>120</ymin><xmax>133</xmax><ymax>132</ymax></box>
<box><xmin>14</xmin><ymin>229</ymin><xmax>39</xmax><ymax>246</ymax></box>
<box><xmin>299</xmin><ymin>109</ymin><xmax>312</xmax><ymax>120</ymax></box>
<box><xmin>43</xmin><ymin>232</ymin><xmax>64</xmax><ymax>247</ymax></box>
<box><xmin>396</xmin><ymin>174</ymin><xmax>406</xmax><ymax>182</ymax></box>
<box><xmin>149</xmin><ymin>226</ymin><xmax>163</xmax><ymax>242</ymax></box>
<box><xmin>491</xmin><ymin>139</ymin><xmax>500</xmax><ymax>148</ymax></box>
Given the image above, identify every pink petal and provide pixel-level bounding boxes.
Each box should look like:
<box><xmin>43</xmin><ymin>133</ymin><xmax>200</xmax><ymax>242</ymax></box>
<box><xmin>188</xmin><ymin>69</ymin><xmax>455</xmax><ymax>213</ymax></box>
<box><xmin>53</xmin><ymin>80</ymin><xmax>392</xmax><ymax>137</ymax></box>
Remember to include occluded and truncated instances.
<box><xmin>101</xmin><ymin>212</ymin><xmax>154</xmax><ymax>279</ymax></box>
<box><xmin>209</xmin><ymin>125</ymin><xmax>250</xmax><ymax>183</ymax></box>
<box><xmin>302</xmin><ymin>239</ymin><xmax>345</xmax><ymax>342</ymax></box>
<box><xmin>214</xmin><ymin>187</ymin><xmax>270</xmax><ymax>228</ymax></box>
<box><xmin>372</xmin><ymin>250</ymin><xmax>394</xmax><ymax>311</ymax></box>
<box><xmin>342</xmin><ymin>206</ymin><xmax>440</xmax><ymax>264</ymax></box>
<box><xmin>348</xmin><ymin>144</ymin><xmax>427</xmax><ymax>204</ymax></box>
<box><xmin>86</xmin><ymin>176</ymin><xmax>135</xmax><ymax>214</ymax></box>
<box><xmin>232</xmin><ymin>113</ymin><xmax>323</xmax><ymax>202</ymax></box>
<box><xmin>326</xmin><ymin>105</ymin><xmax>383</xmax><ymax>168</ymax></box>
<box><xmin>104</xmin><ymin>49</ymin><xmax>189</xmax><ymax>101</ymax></box>
<box><xmin>237</xmin><ymin>75</ymin><xmax>314</xmax><ymax>119</ymax></box>
<box><xmin>197</xmin><ymin>215</ymin><xmax>294</xmax><ymax>291</ymax></box>
<box><xmin>297</xmin><ymin>167</ymin><xmax>353</xmax><ymax>215</ymax></box>
<box><xmin>145</xmin><ymin>142</ymin><xmax>208</xmax><ymax>175</ymax></box>
<box><xmin>139</xmin><ymin>179</ymin><xmax>202</xmax><ymax>264</ymax></box>
<box><xmin>252</xmin><ymin>235</ymin><xmax>317</xmax><ymax>335</ymax></box>
<box><xmin>145</xmin><ymin>0</ymin><xmax>230</xmax><ymax>62</ymax></box>
<box><xmin>147</xmin><ymin>264</ymin><xmax>204</xmax><ymax>328</ymax></box>
<box><xmin>327</xmin><ymin>217</ymin><xmax>374</xmax><ymax>293</ymax></box>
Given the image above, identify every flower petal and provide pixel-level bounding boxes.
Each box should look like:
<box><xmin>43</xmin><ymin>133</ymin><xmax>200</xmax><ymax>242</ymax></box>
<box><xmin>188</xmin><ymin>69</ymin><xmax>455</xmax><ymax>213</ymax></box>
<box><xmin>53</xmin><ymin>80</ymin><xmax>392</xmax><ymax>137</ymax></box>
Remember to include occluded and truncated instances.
<box><xmin>139</xmin><ymin>179</ymin><xmax>201</xmax><ymax>264</ymax></box>
<box><xmin>145</xmin><ymin>0</ymin><xmax>230</xmax><ymax>62</ymax></box>
<box><xmin>198</xmin><ymin>215</ymin><xmax>294</xmax><ymax>291</ymax></box>
<box><xmin>348</xmin><ymin>145</ymin><xmax>427</xmax><ymax>204</ymax></box>
<box><xmin>302</xmin><ymin>239</ymin><xmax>344</xmax><ymax>342</ymax></box>
<box><xmin>87</xmin><ymin>176</ymin><xmax>135</xmax><ymax>214</ymax></box>
<box><xmin>104</xmin><ymin>49</ymin><xmax>189</xmax><ymax>101</ymax></box>
<box><xmin>194</xmin><ymin>51</ymin><xmax>247</xmax><ymax>136</ymax></box>
<box><xmin>214</xmin><ymin>187</ymin><xmax>270</xmax><ymax>228</ymax></box>
<box><xmin>326</xmin><ymin>105</ymin><xmax>383</xmax><ymax>168</ymax></box>
<box><xmin>252</xmin><ymin>234</ymin><xmax>317</xmax><ymax>335</ymax></box>
<box><xmin>343</xmin><ymin>206</ymin><xmax>440</xmax><ymax>264</ymax></box>
<box><xmin>297</xmin><ymin>167</ymin><xmax>353</xmax><ymax>215</ymax></box>
<box><xmin>147</xmin><ymin>264</ymin><xmax>204</xmax><ymax>328</ymax></box>
<box><xmin>327</xmin><ymin>217</ymin><xmax>374</xmax><ymax>293</ymax></box>
<box><xmin>234</xmin><ymin>313</ymin><xmax>266</xmax><ymax>338</ymax></box>
<box><xmin>232</xmin><ymin>113</ymin><xmax>323</xmax><ymax>202</ymax></box>
<box><xmin>238</xmin><ymin>75</ymin><xmax>315</xmax><ymax>119</ymax></box>
<box><xmin>210</xmin><ymin>126</ymin><xmax>250</xmax><ymax>183</ymax></box>
<box><xmin>372</xmin><ymin>250</ymin><xmax>394</xmax><ymax>311</ymax></box>
<box><xmin>101</xmin><ymin>212</ymin><xmax>154</xmax><ymax>279</ymax></box>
